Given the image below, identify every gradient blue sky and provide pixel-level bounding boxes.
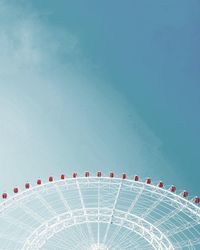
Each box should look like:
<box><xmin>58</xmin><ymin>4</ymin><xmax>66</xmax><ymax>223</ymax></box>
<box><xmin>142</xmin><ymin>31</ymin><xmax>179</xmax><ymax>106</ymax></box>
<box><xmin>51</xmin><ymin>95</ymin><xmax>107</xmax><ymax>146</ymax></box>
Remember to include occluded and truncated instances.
<box><xmin>0</xmin><ymin>1</ymin><xmax>199</xmax><ymax>195</ymax></box>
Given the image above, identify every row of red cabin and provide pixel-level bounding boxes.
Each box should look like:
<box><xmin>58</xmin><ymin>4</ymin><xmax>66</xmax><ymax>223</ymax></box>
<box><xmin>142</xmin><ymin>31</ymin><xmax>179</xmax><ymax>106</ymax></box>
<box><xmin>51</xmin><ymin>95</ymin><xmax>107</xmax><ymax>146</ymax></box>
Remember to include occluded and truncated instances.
<box><xmin>1</xmin><ymin>172</ymin><xmax>200</xmax><ymax>204</ymax></box>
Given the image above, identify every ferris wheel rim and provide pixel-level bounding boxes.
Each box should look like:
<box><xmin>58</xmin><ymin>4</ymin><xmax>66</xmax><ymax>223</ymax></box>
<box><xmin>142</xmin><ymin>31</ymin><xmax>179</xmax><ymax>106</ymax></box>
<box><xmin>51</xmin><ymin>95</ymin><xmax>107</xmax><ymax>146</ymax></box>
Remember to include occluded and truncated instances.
<box><xmin>0</xmin><ymin>173</ymin><xmax>200</xmax><ymax>250</ymax></box>
<box><xmin>1</xmin><ymin>175</ymin><xmax>200</xmax><ymax>211</ymax></box>
<box><xmin>22</xmin><ymin>206</ymin><xmax>174</xmax><ymax>250</ymax></box>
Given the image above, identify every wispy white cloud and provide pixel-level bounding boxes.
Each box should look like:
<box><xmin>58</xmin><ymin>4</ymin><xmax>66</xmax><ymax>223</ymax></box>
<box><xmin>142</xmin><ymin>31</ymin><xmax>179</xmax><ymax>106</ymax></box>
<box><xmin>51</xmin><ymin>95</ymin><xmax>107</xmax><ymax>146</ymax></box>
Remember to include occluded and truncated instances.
<box><xmin>0</xmin><ymin>0</ymin><xmax>79</xmax><ymax>75</ymax></box>
<box><xmin>0</xmin><ymin>1</ymin><xmax>175</xmax><ymax>191</ymax></box>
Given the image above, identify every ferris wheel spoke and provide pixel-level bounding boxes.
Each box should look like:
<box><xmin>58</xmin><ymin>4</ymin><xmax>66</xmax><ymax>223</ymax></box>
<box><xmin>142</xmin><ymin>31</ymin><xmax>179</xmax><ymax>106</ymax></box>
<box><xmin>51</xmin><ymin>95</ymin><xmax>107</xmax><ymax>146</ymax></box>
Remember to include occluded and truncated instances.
<box><xmin>54</xmin><ymin>183</ymin><xmax>71</xmax><ymax>212</ymax></box>
<box><xmin>122</xmin><ymin>234</ymin><xmax>152</xmax><ymax>250</ymax></box>
<box><xmin>43</xmin><ymin>238</ymin><xmax>73</xmax><ymax>250</ymax></box>
<box><xmin>43</xmin><ymin>218</ymin><xmax>91</xmax><ymax>250</ymax></box>
<box><xmin>115</xmin><ymin>228</ymin><xmax>142</xmax><ymax>249</ymax></box>
<box><xmin>53</xmin><ymin>182</ymin><xmax>91</xmax><ymax>248</ymax></box>
<box><xmin>169</xmin><ymin>228</ymin><xmax>200</xmax><ymax>249</ymax></box>
<box><xmin>106</xmin><ymin>223</ymin><xmax>138</xmax><ymax>249</ymax></box>
<box><xmin>140</xmin><ymin>193</ymin><xmax>165</xmax><ymax>219</ymax></box>
<box><xmin>68</xmin><ymin>224</ymin><xmax>91</xmax><ymax>249</ymax></box>
<box><xmin>0</xmin><ymin>233</ymin><xmax>23</xmax><ymax>245</ymax></box>
<box><xmin>154</xmin><ymin>203</ymin><xmax>183</xmax><ymax>227</ymax></box>
<box><xmin>44</xmin><ymin>238</ymin><xmax>79</xmax><ymax>250</ymax></box>
<box><xmin>0</xmin><ymin>212</ymin><xmax>33</xmax><ymax>233</ymax></box>
<box><xmin>97</xmin><ymin>179</ymin><xmax>100</xmax><ymax>247</ymax></box>
<box><xmin>18</xmin><ymin>202</ymin><xmax>45</xmax><ymax>224</ymax></box>
<box><xmin>108</xmin><ymin>229</ymin><xmax>148</xmax><ymax>250</ymax></box>
<box><xmin>75</xmin><ymin>179</ymin><xmax>95</xmax><ymax>245</ymax></box>
<box><xmin>117</xmin><ymin>230</ymin><xmax>139</xmax><ymax>248</ymax></box>
<box><xmin>166</xmin><ymin>219</ymin><xmax>198</xmax><ymax>237</ymax></box>
<box><xmin>40</xmin><ymin>223</ymin><xmax>87</xmax><ymax>250</ymax></box>
<box><xmin>173</xmin><ymin>238</ymin><xmax>200</xmax><ymax>249</ymax></box>
<box><xmin>106</xmin><ymin>184</ymin><xmax>145</xmax><ymax>247</ymax></box>
<box><xmin>66</xmin><ymin>224</ymin><xmax>92</xmax><ymax>249</ymax></box>
<box><xmin>73</xmin><ymin>224</ymin><xmax>91</xmax><ymax>248</ymax></box>
<box><xmin>102</xmin><ymin>180</ymin><xmax>123</xmax><ymax>244</ymax></box>
<box><xmin>105</xmin><ymin>223</ymin><xmax>123</xmax><ymax>247</ymax></box>
<box><xmin>34</xmin><ymin>190</ymin><xmax>57</xmax><ymax>217</ymax></box>
<box><xmin>45</xmin><ymin>228</ymin><xmax>88</xmax><ymax>250</ymax></box>
<box><xmin>108</xmin><ymin>229</ymin><xmax>131</xmax><ymax>249</ymax></box>
<box><xmin>126</xmin><ymin>183</ymin><xmax>145</xmax><ymax>215</ymax></box>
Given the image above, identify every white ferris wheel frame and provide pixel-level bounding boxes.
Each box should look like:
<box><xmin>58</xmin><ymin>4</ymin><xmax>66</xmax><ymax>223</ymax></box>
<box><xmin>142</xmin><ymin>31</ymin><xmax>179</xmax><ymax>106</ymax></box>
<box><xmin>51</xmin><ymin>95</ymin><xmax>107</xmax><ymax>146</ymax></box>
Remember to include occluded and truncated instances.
<box><xmin>0</xmin><ymin>173</ymin><xmax>200</xmax><ymax>250</ymax></box>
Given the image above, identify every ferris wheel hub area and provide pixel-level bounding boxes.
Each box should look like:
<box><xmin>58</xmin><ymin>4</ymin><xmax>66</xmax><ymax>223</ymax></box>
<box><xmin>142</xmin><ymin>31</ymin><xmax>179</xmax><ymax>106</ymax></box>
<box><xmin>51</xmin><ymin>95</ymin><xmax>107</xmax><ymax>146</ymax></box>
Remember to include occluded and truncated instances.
<box><xmin>90</xmin><ymin>243</ymin><xmax>108</xmax><ymax>250</ymax></box>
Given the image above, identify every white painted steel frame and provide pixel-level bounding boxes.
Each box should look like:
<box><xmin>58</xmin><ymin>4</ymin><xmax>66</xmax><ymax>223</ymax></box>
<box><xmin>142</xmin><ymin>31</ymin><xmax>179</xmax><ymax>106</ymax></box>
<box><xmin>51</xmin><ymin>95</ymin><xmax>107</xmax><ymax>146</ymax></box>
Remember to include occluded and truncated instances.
<box><xmin>0</xmin><ymin>176</ymin><xmax>200</xmax><ymax>250</ymax></box>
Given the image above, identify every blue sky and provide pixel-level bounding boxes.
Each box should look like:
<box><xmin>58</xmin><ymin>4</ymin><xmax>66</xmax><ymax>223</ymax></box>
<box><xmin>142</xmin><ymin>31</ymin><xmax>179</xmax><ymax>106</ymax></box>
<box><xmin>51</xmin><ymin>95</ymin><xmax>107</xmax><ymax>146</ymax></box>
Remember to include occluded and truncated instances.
<box><xmin>0</xmin><ymin>1</ymin><xmax>199</xmax><ymax>196</ymax></box>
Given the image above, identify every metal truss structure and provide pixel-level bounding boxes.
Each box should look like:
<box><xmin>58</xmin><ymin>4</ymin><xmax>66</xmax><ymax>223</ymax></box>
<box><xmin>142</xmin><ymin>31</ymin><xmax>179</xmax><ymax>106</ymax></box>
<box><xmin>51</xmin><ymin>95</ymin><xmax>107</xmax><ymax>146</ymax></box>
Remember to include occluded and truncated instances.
<box><xmin>0</xmin><ymin>172</ymin><xmax>200</xmax><ymax>249</ymax></box>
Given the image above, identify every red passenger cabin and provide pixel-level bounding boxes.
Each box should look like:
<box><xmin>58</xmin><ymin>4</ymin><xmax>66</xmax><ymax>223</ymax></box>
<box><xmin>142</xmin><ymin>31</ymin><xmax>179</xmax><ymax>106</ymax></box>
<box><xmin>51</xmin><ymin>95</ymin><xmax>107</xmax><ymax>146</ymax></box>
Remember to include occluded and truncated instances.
<box><xmin>61</xmin><ymin>174</ymin><xmax>65</xmax><ymax>180</ymax></box>
<box><xmin>134</xmin><ymin>175</ymin><xmax>139</xmax><ymax>181</ymax></box>
<box><xmin>49</xmin><ymin>176</ymin><xmax>53</xmax><ymax>182</ymax></box>
<box><xmin>146</xmin><ymin>178</ymin><xmax>151</xmax><ymax>184</ymax></box>
<box><xmin>2</xmin><ymin>193</ymin><xmax>7</xmax><ymax>199</ymax></box>
<box><xmin>110</xmin><ymin>171</ymin><xmax>114</xmax><ymax>178</ymax></box>
<box><xmin>158</xmin><ymin>181</ymin><xmax>164</xmax><ymax>188</ymax></box>
<box><xmin>170</xmin><ymin>185</ymin><xmax>176</xmax><ymax>192</ymax></box>
<box><xmin>37</xmin><ymin>179</ymin><xmax>42</xmax><ymax>185</ymax></box>
<box><xmin>13</xmin><ymin>187</ymin><xmax>18</xmax><ymax>194</ymax></box>
<box><xmin>85</xmin><ymin>171</ymin><xmax>89</xmax><ymax>177</ymax></box>
<box><xmin>25</xmin><ymin>183</ymin><xmax>30</xmax><ymax>189</ymax></box>
<box><xmin>122</xmin><ymin>173</ymin><xmax>126</xmax><ymax>179</ymax></box>
<box><xmin>72</xmin><ymin>172</ymin><xmax>77</xmax><ymax>178</ymax></box>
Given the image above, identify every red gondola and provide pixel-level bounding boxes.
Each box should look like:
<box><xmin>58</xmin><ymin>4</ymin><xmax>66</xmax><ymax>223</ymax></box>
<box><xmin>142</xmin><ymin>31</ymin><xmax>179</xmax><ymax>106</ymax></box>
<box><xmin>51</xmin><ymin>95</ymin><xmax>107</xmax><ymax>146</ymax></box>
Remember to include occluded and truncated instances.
<box><xmin>2</xmin><ymin>193</ymin><xmax>7</xmax><ymax>199</ymax></box>
<box><xmin>97</xmin><ymin>171</ymin><xmax>102</xmax><ymax>177</ymax></box>
<box><xmin>194</xmin><ymin>196</ymin><xmax>200</xmax><ymax>204</ymax></box>
<box><xmin>49</xmin><ymin>176</ymin><xmax>53</xmax><ymax>182</ymax></box>
<box><xmin>110</xmin><ymin>171</ymin><xmax>114</xmax><ymax>178</ymax></box>
<box><xmin>134</xmin><ymin>175</ymin><xmax>139</xmax><ymax>181</ymax></box>
<box><xmin>25</xmin><ymin>183</ymin><xmax>30</xmax><ymax>189</ymax></box>
<box><xmin>85</xmin><ymin>171</ymin><xmax>89</xmax><ymax>177</ymax></box>
<box><xmin>122</xmin><ymin>173</ymin><xmax>126</xmax><ymax>179</ymax></box>
<box><xmin>37</xmin><ymin>179</ymin><xmax>42</xmax><ymax>185</ymax></box>
<box><xmin>158</xmin><ymin>181</ymin><xmax>163</xmax><ymax>188</ymax></box>
<box><xmin>72</xmin><ymin>172</ymin><xmax>77</xmax><ymax>178</ymax></box>
<box><xmin>182</xmin><ymin>191</ymin><xmax>188</xmax><ymax>198</ymax></box>
<box><xmin>146</xmin><ymin>178</ymin><xmax>151</xmax><ymax>184</ymax></box>
<box><xmin>170</xmin><ymin>185</ymin><xmax>176</xmax><ymax>192</ymax></box>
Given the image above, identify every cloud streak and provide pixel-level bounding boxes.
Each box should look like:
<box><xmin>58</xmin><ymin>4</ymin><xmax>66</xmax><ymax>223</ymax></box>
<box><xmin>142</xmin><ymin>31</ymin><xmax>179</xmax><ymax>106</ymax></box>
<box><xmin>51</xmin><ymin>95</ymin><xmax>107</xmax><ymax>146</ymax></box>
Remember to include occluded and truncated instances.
<box><xmin>0</xmin><ymin>1</ymin><xmax>174</xmax><ymax>191</ymax></box>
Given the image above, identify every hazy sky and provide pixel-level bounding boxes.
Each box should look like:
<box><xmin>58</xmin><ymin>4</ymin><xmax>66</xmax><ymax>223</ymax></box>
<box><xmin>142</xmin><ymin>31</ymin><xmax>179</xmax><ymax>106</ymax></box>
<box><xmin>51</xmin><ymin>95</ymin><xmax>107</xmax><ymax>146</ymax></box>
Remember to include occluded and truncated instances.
<box><xmin>0</xmin><ymin>1</ymin><xmax>199</xmax><ymax>196</ymax></box>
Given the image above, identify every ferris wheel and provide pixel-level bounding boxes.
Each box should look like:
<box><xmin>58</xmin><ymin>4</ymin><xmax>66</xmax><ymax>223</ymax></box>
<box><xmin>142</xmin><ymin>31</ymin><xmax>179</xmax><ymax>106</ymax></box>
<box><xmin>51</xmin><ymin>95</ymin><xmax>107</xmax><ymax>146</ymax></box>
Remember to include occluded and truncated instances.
<box><xmin>0</xmin><ymin>171</ymin><xmax>200</xmax><ymax>250</ymax></box>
